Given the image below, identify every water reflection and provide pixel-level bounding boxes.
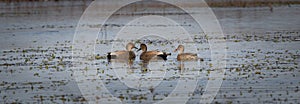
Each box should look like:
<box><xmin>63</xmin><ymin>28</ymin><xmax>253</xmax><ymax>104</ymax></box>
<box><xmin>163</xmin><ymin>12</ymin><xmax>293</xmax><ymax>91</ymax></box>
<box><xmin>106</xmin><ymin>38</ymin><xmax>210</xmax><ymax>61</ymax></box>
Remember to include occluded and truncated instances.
<box><xmin>177</xmin><ymin>60</ymin><xmax>201</xmax><ymax>74</ymax></box>
<box><xmin>177</xmin><ymin>59</ymin><xmax>203</xmax><ymax>67</ymax></box>
<box><xmin>98</xmin><ymin>55</ymin><xmax>205</xmax><ymax>103</ymax></box>
<box><xmin>101</xmin><ymin>58</ymin><xmax>179</xmax><ymax>103</ymax></box>
<box><xmin>108</xmin><ymin>59</ymin><xmax>134</xmax><ymax>68</ymax></box>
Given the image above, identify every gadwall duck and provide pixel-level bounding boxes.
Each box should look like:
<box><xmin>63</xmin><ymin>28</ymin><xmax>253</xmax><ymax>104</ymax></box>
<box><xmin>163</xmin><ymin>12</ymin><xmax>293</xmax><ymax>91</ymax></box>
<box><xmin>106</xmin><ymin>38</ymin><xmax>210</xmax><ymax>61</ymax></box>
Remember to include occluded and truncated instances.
<box><xmin>137</xmin><ymin>44</ymin><xmax>171</xmax><ymax>61</ymax></box>
<box><xmin>107</xmin><ymin>42</ymin><xmax>137</xmax><ymax>60</ymax></box>
<box><xmin>174</xmin><ymin>45</ymin><xmax>203</xmax><ymax>61</ymax></box>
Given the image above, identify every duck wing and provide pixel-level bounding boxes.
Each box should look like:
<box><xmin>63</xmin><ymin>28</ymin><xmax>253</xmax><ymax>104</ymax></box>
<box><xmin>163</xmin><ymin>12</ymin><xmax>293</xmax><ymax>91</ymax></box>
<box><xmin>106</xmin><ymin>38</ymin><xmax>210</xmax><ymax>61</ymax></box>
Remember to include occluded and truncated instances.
<box><xmin>108</xmin><ymin>50</ymin><xmax>135</xmax><ymax>60</ymax></box>
<box><xmin>141</xmin><ymin>51</ymin><xmax>168</xmax><ymax>61</ymax></box>
<box><xmin>177</xmin><ymin>53</ymin><xmax>198</xmax><ymax>61</ymax></box>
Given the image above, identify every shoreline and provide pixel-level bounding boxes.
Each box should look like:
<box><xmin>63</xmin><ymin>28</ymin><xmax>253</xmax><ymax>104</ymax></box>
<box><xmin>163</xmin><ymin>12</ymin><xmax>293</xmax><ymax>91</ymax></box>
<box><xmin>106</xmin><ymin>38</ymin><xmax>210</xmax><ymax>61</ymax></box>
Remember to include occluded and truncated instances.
<box><xmin>0</xmin><ymin>0</ymin><xmax>299</xmax><ymax>8</ymax></box>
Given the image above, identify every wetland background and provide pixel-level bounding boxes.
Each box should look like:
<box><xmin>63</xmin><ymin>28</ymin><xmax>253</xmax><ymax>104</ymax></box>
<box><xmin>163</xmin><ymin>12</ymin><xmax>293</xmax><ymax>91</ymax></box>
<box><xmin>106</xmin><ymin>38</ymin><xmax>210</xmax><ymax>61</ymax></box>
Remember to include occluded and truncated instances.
<box><xmin>0</xmin><ymin>0</ymin><xmax>299</xmax><ymax>103</ymax></box>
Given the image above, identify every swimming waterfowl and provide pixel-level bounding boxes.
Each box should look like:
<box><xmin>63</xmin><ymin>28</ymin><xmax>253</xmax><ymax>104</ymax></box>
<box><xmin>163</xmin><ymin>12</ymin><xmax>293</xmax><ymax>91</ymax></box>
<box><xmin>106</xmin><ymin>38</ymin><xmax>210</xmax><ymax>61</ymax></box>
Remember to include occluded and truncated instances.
<box><xmin>137</xmin><ymin>43</ymin><xmax>171</xmax><ymax>61</ymax></box>
<box><xmin>174</xmin><ymin>45</ymin><xmax>203</xmax><ymax>61</ymax></box>
<box><xmin>107</xmin><ymin>42</ymin><xmax>137</xmax><ymax>61</ymax></box>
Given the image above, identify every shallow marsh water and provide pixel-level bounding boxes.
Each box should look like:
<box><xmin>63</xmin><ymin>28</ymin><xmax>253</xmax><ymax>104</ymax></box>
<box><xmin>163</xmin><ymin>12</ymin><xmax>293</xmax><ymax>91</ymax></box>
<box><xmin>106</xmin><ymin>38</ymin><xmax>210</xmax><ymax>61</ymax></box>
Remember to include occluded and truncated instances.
<box><xmin>0</xmin><ymin>1</ymin><xmax>300</xmax><ymax>103</ymax></box>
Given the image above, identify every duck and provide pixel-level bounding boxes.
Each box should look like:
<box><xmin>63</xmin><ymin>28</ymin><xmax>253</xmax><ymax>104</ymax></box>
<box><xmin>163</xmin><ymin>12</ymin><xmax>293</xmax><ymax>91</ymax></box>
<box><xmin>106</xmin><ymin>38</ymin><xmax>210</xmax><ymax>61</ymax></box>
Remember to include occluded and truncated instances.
<box><xmin>137</xmin><ymin>43</ymin><xmax>171</xmax><ymax>61</ymax></box>
<box><xmin>174</xmin><ymin>45</ymin><xmax>203</xmax><ymax>61</ymax></box>
<box><xmin>107</xmin><ymin>42</ymin><xmax>137</xmax><ymax>61</ymax></box>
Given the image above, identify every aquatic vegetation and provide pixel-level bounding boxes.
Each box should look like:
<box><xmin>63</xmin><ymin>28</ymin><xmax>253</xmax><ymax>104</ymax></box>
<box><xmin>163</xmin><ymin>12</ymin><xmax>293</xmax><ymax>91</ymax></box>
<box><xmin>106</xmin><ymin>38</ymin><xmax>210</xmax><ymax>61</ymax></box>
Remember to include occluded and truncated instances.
<box><xmin>0</xmin><ymin>0</ymin><xmax>299</xmax><ymax>103</ymax></box>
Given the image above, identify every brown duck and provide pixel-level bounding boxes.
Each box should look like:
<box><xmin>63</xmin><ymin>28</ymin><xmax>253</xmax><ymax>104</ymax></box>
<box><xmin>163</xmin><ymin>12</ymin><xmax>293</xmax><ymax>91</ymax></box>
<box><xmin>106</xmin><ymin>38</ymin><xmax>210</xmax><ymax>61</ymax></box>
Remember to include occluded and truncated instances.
<box><xmin>137</xmin><ymin>44</ymin><xmax>171</xmax><ymax>61</ymax></box>
<box><xmin>174</xmin><ymin>45</ymin><xmax>203</xmax><ymax>61</ymax></box>
<box><xmin>107</xmin><ymin>42</ymin><xmax>137</xmax><ymax>60</ymax></box>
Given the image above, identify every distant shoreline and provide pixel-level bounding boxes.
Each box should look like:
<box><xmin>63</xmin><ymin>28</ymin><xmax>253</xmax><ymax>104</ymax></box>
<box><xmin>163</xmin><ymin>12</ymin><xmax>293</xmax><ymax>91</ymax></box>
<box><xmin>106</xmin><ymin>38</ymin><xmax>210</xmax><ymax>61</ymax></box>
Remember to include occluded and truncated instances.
<box><xmin>0</xmin><ymin>0</ymin><xmax>299</xmax><ymax>8</ymax></box>
<box><xmin>206</xmin><ymin>0</ymin><xmax>299</xmax><ymax>7</ymax></box>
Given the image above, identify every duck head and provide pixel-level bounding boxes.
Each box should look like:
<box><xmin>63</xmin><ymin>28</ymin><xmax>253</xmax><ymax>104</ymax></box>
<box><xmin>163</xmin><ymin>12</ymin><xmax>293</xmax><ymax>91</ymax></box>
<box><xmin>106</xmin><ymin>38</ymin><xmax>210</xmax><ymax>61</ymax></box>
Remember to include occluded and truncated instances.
<box><xmin>174</xmin><ymin>45</ymin><xmax>184</xmax><ymax>53</ymax></box>
<box><xmin>126</xmin><ymin>42</ymin><xmax>138</xmax><ymax>51</ymax></box>
<box><xmin>137</xmin><ymin>43</ymin><xmax>147</xmax><ymax>52</ymax></box>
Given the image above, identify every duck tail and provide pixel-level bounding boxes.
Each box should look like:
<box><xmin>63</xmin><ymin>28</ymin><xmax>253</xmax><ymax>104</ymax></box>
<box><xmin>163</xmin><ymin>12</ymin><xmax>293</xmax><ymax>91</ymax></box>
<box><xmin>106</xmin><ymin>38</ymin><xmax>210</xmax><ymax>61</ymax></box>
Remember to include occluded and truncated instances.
<box><xmin>107</xmin><ymin>52</ymin><xmax>112</xmax><ymax>60</ymax></box>
<box><xmin>198</xmin><ymin>57</ymin><xmax>204</xmax><ymax>61</ymax></box>
<box><xmin>157</xmin><ymin>54</ymin><xmax>168</xmax><ymax>60</ymax></box>
<box><xmin>158</xmin><ymin>52</ymin><xmax>171</xmax><ymax>61</ymax></box>
<box><xmin>165</xmin><ymin>52</ymin><xmax>171</xmax><ymax>56</ymax></box>
<box><xmin>107</xmin><ymin>52</ymin><xmax>117</xmax><ymax>60</ymax></box>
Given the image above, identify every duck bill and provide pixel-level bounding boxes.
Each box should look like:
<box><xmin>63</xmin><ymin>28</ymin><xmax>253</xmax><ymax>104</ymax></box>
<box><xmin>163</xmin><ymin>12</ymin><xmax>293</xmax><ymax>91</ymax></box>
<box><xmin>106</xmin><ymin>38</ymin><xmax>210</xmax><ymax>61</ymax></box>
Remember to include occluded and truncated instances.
<box><xmin>137</xmin><ymin>48</ymin><xmax>141</xmax><ymax>52</ymax></box>
<box><xmin>173</xmin><ymin>49</ymin><xmax>178</xmax><ymax>52</ymax></box>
